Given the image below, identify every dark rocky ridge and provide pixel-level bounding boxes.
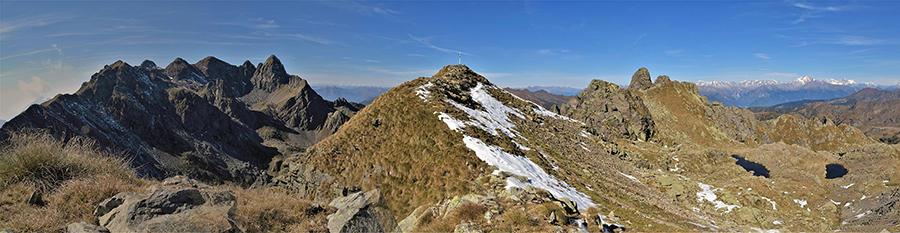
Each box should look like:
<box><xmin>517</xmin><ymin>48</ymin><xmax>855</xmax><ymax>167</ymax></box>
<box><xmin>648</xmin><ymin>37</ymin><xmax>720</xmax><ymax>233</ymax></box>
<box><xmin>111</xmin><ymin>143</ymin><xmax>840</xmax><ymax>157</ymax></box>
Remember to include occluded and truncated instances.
<box><xmin>1</xmin><ymin>55</ymin><xmax>360</xmax><ymax>185</ymax></box>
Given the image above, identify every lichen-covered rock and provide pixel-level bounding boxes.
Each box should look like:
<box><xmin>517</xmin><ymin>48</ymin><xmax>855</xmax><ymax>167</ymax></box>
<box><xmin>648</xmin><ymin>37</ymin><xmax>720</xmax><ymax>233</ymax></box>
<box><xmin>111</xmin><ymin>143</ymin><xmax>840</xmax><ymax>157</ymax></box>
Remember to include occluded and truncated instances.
<box><xmin>327</xmin><ymin>189</ymin><xmax>395</xmax><ymax>233</ymax></box>
<box><xmin>560</xmin><ymin>78</ymin><xmax>656</xmax><ymax>141</ymax></box>
<box><xmin>629</xmin><ymin>67</ymin><xmax>653</xmax><ymax>91</ymax></box>
<box><xmin>97</xmin><ymin>176</ymin><xmax>242</xmax><ymax>233</ymax></box>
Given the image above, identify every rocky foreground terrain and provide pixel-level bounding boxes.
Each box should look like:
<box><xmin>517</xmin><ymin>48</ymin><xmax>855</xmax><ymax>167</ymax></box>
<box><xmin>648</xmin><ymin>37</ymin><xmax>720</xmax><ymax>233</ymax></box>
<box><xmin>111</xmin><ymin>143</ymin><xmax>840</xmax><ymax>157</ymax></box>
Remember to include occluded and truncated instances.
<box><xmin>2</xmin><ymin>57</ymin><xmax>899</xmax><ymax>232</ymax></box>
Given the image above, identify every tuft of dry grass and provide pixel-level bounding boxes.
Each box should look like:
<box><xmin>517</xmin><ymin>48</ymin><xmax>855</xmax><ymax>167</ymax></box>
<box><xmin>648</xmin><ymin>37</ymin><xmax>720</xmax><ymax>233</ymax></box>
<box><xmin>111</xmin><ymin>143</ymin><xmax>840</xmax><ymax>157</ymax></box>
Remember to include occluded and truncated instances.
<box><xmin>229</xmin><ymin>185</ymin><xmax>331</xmax><ymax>233</ymax></box>
<box><xmin>0</xmin><ymin>131</ymin><xmax>151</xmax><ymax>232</ymax></box>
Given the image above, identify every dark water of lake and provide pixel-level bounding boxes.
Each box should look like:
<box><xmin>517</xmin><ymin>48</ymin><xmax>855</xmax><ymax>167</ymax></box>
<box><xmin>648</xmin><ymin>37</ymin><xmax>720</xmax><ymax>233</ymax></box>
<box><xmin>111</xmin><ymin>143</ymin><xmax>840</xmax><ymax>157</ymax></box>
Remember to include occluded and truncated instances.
<box><xmin>732</xmin><ymin>155</ymin><xmax>770</xmax><ymax>178</ymax></box>
<box><xmin>825</xmin><ymin>164</ymin><xmax>848</xmax><ymax>179</ymax></box>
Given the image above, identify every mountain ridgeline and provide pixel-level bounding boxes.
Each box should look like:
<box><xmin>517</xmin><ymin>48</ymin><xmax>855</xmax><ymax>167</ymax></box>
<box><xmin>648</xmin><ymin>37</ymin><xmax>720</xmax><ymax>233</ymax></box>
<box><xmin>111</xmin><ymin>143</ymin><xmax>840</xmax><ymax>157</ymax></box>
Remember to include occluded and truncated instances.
<box><xmin>1</xmin><ymin>55</ymin><xmax>360</xmax><ymax>185</ymax></box>
<box><xmin>3</xmin><ymin>58</ymin><xmax>899</xmax><ymax>232</ymax></box>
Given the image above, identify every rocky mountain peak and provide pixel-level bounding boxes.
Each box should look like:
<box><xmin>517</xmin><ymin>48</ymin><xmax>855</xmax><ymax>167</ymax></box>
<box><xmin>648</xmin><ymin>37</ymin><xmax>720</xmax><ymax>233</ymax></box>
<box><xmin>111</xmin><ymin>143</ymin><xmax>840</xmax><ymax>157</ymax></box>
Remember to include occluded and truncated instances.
<box><xmin>432</xmin><ymin>64</ymin><xmax>491</xmax><ymax>86</ymax></box>
<box><xmin>251</xmin><ymin>55</ymin><xmax>290</xmax><ymax>92</ymax></box>
<box><xmin>629</xmin><ymin>67</ymin><xmax>653</xmax><ymax>91</ymax></box>
<box><xmin>165</xmin><ymin>57</ymin><xmax>206</xmax><ymax>83</ymax></box>
<box><xmin>140</xmin><ymin>60</ymin><xmax>158</xmax><ymax>69</ymax></box>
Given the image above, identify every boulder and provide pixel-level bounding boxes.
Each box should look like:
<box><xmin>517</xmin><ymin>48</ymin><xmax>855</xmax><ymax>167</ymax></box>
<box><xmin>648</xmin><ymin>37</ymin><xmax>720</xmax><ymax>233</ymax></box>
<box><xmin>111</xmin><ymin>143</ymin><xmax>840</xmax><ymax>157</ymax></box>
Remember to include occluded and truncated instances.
<box><xmin>67</xmin><ymin>222</ymin><xmax>109</xmax><ymax>233</ymax></box>
<box><xmin>327</xmin><ymin>189</ymin><xmax>395</xmax><ymax>233</ymax></box>
<box><xmin>97</xmin><ymin>176</ymin><xmax>242</xmax><ymax>233</ymax></box>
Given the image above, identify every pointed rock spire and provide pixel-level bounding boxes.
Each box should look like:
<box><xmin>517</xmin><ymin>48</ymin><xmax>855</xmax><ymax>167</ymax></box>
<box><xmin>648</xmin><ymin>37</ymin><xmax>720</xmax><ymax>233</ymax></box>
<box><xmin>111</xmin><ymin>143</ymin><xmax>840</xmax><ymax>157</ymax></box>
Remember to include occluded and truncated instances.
<box><xmin>165</xmin><ymin>57</ymin><xmax>205</xmax><ymax>83</ymax></box>
<box><xmin>251</xmin><ymin>55</ymin><xmax>291</xmax><ymax>92</ymax></box>
<box><xmin>629</xmin><ymin>67</ymin><xmax>653</xmax><ymax>91</ymax></box>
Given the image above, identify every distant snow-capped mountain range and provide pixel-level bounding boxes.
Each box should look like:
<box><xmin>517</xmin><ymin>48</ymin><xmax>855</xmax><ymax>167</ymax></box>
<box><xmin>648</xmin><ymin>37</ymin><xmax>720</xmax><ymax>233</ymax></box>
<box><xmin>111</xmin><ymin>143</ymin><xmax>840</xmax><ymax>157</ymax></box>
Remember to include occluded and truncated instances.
<box><xmin>696</xmin><ymin>76</ymin><xmax>899</xmax><ymax>108</ymax></box>
<box><xmin>696</xmin><ymin>76</ymin><xmax>880</xmax><ymax>88</ymax></box>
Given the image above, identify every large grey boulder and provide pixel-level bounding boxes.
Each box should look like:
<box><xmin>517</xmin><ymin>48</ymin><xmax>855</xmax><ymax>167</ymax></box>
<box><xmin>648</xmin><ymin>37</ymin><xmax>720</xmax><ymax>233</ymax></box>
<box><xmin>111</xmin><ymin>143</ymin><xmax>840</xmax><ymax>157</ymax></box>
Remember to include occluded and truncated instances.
<box><xmin>96</xmin><ymin>176</ymin><xmax>242</xmax><ymax>233</ymax></box>
<box><xmin>327</xmin><ymin>189</ymin><xmax>395</xmax><ymax>233</ymax></box>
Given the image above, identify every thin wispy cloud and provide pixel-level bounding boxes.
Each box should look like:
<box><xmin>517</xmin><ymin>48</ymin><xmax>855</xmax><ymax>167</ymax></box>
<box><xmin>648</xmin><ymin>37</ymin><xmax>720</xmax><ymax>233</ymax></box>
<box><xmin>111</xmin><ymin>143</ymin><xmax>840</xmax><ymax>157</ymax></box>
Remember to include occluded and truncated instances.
<box><xmin>222</xmin><ymin>17</ymin><xmax>280</xmax><ymax>30</ymax></box>
<box><xmin>834</xmin><ymin>36</ymin><xmax>883</xmax><ymax>45</ymax></box>
<box><xmin>408</xmin><ymin>54</ymin><xmax>427</xmax><ymax>57</ymax></box>
<box><xmin>322</xmin><ymin>2</ymin><xmax>401</xmax><ymax>16</ymax></box>
<box><xmin>408</xmin><ymin>34</ymin><xmax>473</xmax><ymax>56</ymax></box>
<box><xmin>290</xmin><ymin>34</ymin><xmax>346</xmax><ymax>46</ymax></box>
<box><xmin>0</xmin><ymin>14</ymin><xmax>70</xmax><ymax>35</ymax></box>
<box><xmin>792</xmin><ymin>2</ymin><xmax>844</xmax><ymax>12</ymax></box>
<box><xmin>765</xmin><ymin>72</ymin><xmax>800</xmax><ymax>78</ymax></box>
<box><xmin>634</xmin><ymin>33</ymin><xmax>647</xmax><ymax>45</ymax></box>
<box><xmin>369</xmin><ymin>68</ymin><xmax>433</xmax><ymax>76</ymax></box>
<box><xmin>788</xmin><ymin>1</ymin><xmax>854</xmax><ymax>24</ymax></box>
<box><xmin>665</xmin><ymin>49</ymin><xmax>685</xmax><ymax>57</ymax></box>
<box><xmin>754</xmin><ymin>53</ymin><xmax>771</xmax><ymax>59</ymax></box>
<box><xmin>1</xmin><ymin>45</ymin><xmax>63</xmax><ymax>60</ymax></box>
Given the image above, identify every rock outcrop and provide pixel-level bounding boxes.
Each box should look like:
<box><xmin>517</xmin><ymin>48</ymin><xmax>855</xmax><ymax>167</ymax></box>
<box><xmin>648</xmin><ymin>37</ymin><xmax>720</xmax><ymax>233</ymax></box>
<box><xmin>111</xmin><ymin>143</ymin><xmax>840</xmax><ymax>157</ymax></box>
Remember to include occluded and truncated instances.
<box><xmin>0</xmin><ymin>55</ymin><xmax>361</xmax><ymax>184</ymax></box>
<box><xmin>96</xmin><ymin>176</ymin><xmax>242</xmax><ymax>233</ymax></box>
<box><xmin>327</xmin><ymin>189</ymin><xmax>395</xmax><ymax>233</ymax></box>
<box><xmin>628</xmin><ymin>67</ymin><xmax>653</xmax><ymax>91</ymax></box>
<box><xmin>560</xmin><ymin>78</ymin><xmax>656</xmax><ymax>141</ymax></box>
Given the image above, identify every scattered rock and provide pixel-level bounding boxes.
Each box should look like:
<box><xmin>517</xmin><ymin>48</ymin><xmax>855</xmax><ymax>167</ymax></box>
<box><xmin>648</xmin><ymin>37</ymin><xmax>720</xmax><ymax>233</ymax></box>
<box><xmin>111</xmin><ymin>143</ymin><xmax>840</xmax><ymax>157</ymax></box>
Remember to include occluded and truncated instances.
<box><xmin>454</xmin><ymin>222</ymin><xmax>483</xmax><ymax>233</ymax></box>
<box><xmin>97</xmin><ymin>176</ymin><xmax>242</xmax><ymax>233</ymax></box>
<box><xmin>66</xmin><ymin>222</ymin><xmax>109</xmax><ymax>233</ymax></box>
<box><xmin>327</xmin><ymin>189</ymin><xmax>395</xmax><ymax>233</ymax></box>
<box><xmin>26</xmin><ymin>191</ymin><xmax>44</xmax><ymax>206</ymax></box>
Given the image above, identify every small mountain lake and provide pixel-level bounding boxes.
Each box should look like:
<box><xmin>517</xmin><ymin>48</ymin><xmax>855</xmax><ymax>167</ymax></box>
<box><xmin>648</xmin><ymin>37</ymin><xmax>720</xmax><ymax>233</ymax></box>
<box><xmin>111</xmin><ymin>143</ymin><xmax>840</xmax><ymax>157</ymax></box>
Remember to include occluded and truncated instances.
<box><xmin>825</xmin><ymin>164</ymin><xmax>848</xmax><ymax>179</ymax></box>
<box><xmin>732</xmin><ymin>155</ymin><xmax>770</xmax><ymax>178</ymax></box>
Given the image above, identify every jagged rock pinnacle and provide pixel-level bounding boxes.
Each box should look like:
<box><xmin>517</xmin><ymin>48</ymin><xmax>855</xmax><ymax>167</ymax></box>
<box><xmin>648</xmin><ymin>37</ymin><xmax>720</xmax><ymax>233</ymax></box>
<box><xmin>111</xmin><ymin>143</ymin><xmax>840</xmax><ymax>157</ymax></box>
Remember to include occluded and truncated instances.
<box><xmin>140</xmin><ymin>60</ymin><xmax>157</xmax><ymax>69</ymax></box>
<box><xmin>629</xmin><ymin>67</ymin><xmax>653</xmax><ymax>91</ymax></box>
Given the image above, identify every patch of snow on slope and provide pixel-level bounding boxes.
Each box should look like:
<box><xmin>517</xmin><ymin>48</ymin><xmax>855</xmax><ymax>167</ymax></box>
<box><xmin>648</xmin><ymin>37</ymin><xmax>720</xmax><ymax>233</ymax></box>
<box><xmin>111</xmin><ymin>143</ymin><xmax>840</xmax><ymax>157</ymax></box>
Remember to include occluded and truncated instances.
<box><xmin>429</xmin><ymin>82</ymin><xmax>595</xmax><ymax>209</ymax></box>
<box><xmin>696</xmin><ymin>183</ymin><xmax>740</xmax><ymax>212</ymax></box>
<box><xmin>618</xmin><ymin>171</ymin><xmax>640</xmax><ymax>183</ymax></box>
<box><xmin>416</xmin><ymin>82</ymin><xmax>434</xmax><ymax>100</ymax></box>
<box><xmin>750</xmin><ymin>227</ymin><xmax>781</xmax><ymax>233</ymax></box>
<box><xmin>444</xmin><ymin>83</ymin><xmax>524</xmax><ymax>138</ymax></box>
<box><xmin>462</xmin><ymin>135</ymin><xmax>595</xmax><ymax>209</ymax></box>
<box><xmin>793</xmin><ymin>199</ymin><xmax>807</xmax><ymax>208</ymax></box>
<box><xmin>760</xmin><ymin>196</ymin><xmax>777</xmax><ymax>210</ymax></box>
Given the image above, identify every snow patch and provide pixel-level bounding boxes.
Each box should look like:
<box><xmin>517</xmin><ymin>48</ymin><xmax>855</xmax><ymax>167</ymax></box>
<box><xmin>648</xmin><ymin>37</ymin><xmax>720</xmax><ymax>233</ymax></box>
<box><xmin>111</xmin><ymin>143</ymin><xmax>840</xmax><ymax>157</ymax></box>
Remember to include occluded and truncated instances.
<box><xmin>618</xmin><ymin>171</ymin><xmax>640</xmax><ymax>183</ymax></box>
<box><xmin>793</xmin><ymin>199</ymin><xmax>807</xmax><ymax>208</ymax></box>
<box><xmin>696</xmin><ymin>182</ymin><xmax>740</xmax><ymax>213</ymax></box>
<box><xmin>854</xmin><ymin>210</ymin><xmax>872</xmax><ymax>219</ymax></box>
<box><xmin>751</xmin><ymin>227</ymin><xmax>781</xmax><ymax>233</ymax></box>
<box><xmin>760</xmin><ymin>196</ymin><xmax>777</xmax><ymax>210</ymax></box>
<box><xmin>841</xmin><ymin>183</ymin><xmax>854</xmax><ymax>188</ymax></box>
<box><xmin>416</xmin><ymin>82</ymin><xmax>434</xmax><ymax>100</ymax></box>
<box><xmin>456</xmin><ymin>136</ymin><xmax>593</xmax><ymax>209</ymax></box>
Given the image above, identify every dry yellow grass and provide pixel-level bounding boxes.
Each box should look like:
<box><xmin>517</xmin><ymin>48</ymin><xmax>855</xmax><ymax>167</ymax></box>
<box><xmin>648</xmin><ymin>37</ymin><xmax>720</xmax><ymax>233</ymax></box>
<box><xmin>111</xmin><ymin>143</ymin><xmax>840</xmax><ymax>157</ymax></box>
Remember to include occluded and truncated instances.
<box><xmin>0</xmin><ymin>131</ymin><xmax>151</xmax><ymax>232</ymax></box>
<box><xmin>229</xmin><ymin>185</ymin><xmax>331</xmax><ymax>233</ymax></box>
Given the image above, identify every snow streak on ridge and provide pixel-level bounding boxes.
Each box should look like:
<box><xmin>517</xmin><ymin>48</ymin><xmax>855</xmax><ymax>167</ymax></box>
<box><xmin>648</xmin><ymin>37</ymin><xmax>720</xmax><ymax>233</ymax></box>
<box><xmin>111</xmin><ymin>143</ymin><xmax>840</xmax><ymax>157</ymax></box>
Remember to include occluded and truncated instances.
<box><xmin>419</xmin><ymin>82</ymin><xmax>596</xmax><ymax>210</ymax></box>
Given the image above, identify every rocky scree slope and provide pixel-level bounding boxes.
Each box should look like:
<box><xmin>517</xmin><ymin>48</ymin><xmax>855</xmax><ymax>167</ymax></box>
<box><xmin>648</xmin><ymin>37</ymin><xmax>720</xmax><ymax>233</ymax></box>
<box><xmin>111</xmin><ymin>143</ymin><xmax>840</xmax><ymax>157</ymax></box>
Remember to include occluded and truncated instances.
<box><xmin>0</xmin><ymin>55</ymin><xmax>359</xmax><ymax>185</ymax></box>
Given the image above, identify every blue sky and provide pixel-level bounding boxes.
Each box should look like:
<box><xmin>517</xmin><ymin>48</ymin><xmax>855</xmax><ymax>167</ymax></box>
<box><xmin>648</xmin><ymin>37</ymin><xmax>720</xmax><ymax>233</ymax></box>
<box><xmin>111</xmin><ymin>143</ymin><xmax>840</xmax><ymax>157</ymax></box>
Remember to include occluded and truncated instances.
<box><xmin>2</xmin><ymin>1</ymin><xmax>899</xmax><ymax>120</ymax></box>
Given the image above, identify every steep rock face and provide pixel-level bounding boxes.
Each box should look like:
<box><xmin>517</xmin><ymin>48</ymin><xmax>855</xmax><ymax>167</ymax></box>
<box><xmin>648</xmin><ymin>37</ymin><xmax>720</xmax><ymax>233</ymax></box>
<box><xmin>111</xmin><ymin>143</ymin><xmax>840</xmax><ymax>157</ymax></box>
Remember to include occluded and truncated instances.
<box><xmin>628</xmin><ymin>67</ymin><xmax>653</xmax><ymax>91</ymax></box>
<box><xmin>1</xmin><ymin>55</ymin><xmax>358</xmax><ymax>184</ymax></box>
<box><xmin>560</xmin><ymin>79</ymin><xmax>655</xmax><ymax>141</ymax></box>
